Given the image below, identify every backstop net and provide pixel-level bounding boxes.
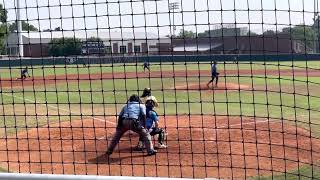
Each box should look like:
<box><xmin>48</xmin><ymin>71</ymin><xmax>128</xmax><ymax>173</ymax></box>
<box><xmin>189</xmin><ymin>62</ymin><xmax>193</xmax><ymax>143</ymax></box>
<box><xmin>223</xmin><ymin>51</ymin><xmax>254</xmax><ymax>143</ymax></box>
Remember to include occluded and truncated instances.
<box><xmin>0</xmin><ymin>0</ymin><xmax>319</xmax><ymax>179</ymax></box>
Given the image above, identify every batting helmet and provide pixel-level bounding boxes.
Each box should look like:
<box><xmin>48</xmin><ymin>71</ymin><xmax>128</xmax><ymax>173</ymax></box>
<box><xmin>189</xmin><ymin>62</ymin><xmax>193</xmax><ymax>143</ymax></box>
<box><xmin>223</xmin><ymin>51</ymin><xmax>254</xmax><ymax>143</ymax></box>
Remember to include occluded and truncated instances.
<box><xmin>141</xmin><ymin>88</ymin><xmax>151</xmax><ymax>98</ymax></box>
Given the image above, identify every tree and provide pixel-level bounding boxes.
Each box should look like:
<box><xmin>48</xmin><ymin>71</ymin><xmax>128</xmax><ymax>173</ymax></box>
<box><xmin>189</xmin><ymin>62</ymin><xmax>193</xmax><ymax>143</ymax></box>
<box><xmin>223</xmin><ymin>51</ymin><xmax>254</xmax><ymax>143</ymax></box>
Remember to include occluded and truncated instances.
<box><xmin>165</xmin><ymin>34</ymin><xmax>176</xmax><ymax>38</ymax></box>
<box><xmin>177</xmin><ymin>30</ymin><xmax>196</xmax><ymax>38</ymax></box>
<box><xmin>43</xmin><ymin>27</ymin><xmax>62</xmax><ymax>32</ymax></box>
<box><xmin>0</xmin><ymin>4</ymin><xmax>7</xmax><ymax>54</ymax></box>
<box><xmin>263</xmin><ymin>30</ymin><xmax>278</xmax><ymax>36</ymax></box>
<box><xmin>312</xmin><ymin>15</ymin><xmax>320</xmax><ymax>52</ymax></box>
<box><xmin>312</xmin><ymin>15</ymin><xmax>320</xmax><ymax>30</ymax></box>
<box><xmin>247</xmin><ymin>31</ymin><xmax>259</xmax><ymax>36</ymax></box>
<box><xmin>281</xmin><ymin>26</ymin><xmax>317</xmax><ymax>48</ymax></box>
<box><xmin>8</xmin><ymin>21</ymin><xmax>38</xmax><ymax>32</ymax></box>
<box><xmin>86</xmin><ymin>37</ymin><xmax>103</xmax><ymax>42</ymax></box>
<box><xmin>0</xmin><ymin>4</ymin><xmax>6</xmax><ymax>23</ymax></box>
<box><xmin>43</xmin><ymin>29</ymin><xmax>51</xmax><ymax>32</ymax></box>
<box><xmin>0</xmin><ymin>24</ymin><xmax>7</xmax><ymax>54</ymax></box>
<box><xmin>48</xmin><ymin>38</ymin><xmax>82</xmax><ymax>57</ymax></box>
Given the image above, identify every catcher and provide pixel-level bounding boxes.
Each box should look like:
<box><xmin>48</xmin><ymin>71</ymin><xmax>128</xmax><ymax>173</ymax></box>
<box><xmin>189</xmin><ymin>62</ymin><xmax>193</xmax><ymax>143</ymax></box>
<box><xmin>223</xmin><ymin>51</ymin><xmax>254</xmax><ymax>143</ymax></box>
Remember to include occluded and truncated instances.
<box><xmin>136</xmin><ymin>96</ymin><xmax>167</xmax><ymax>150</ymax></box>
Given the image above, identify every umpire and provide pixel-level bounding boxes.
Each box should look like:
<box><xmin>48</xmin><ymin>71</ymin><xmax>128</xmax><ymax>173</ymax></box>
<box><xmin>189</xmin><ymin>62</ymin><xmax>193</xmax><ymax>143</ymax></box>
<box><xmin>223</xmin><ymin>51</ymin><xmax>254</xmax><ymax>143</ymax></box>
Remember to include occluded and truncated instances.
<box><xmin>106</xmin><ymin>94</ymin><xmax>157</xmax><ymax>156</ymax></box>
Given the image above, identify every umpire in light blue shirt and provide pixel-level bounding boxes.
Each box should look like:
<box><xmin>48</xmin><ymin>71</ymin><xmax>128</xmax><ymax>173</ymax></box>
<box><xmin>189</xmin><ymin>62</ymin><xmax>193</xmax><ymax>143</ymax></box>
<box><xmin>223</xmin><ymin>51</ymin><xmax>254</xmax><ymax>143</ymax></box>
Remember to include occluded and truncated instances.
<box><xmin>106</xmin><ymin>94</ymin><xmax>157</xmax><ymax>156</ymax></box>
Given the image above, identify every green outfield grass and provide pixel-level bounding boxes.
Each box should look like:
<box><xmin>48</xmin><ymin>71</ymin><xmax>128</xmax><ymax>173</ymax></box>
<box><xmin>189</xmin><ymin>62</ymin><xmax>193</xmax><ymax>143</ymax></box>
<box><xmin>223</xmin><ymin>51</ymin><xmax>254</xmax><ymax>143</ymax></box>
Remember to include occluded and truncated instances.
<box><xmin>251</xmin><ymin>165</ymin><xmax>320</xmax><ymax>180</ymax></box>
<box><xmin>0</xmin><ymin>60</ymin><xmax>318</xmax><ymax>79</ymax></box>
<box><xmin>0</xmin><ymin>61</ymin><xmax>319</xmax><ymax>179</ymax></box>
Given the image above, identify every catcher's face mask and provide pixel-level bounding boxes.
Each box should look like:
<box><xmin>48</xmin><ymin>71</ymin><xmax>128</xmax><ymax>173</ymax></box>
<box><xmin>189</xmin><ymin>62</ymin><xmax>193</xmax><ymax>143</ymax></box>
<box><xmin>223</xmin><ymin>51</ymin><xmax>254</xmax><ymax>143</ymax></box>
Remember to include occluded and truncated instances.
<box><xmin>146</xmin><ymin>100</ymin><xmax>155</xmax><ymax>108</ymax></box>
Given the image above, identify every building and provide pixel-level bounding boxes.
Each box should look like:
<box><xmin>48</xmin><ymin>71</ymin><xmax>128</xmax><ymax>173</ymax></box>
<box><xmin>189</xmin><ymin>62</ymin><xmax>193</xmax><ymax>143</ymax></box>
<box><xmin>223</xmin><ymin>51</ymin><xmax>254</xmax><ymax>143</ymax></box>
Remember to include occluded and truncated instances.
<box><xmin>198</xmin><ymin>24</ymin><xmax>249</xmax><ymax>37</ymax></box>
<box><xmin>6</xmin><ymin>30</ymin><xmax>313</xmax><ymax>57</ymax></box>
<box><xmin>81</xmin><ymin>40</ymin><xmax>105</xmax><ymax>55</ymax></box>
<box><xmin>172</xmin><ymin>35</ymin><xmax>313</xmax><ymax>55</ymax></box>
<box><xmin>5</xmin><ymin>31</ymin><xmax>171</xmax><ymax>57</ymax></box>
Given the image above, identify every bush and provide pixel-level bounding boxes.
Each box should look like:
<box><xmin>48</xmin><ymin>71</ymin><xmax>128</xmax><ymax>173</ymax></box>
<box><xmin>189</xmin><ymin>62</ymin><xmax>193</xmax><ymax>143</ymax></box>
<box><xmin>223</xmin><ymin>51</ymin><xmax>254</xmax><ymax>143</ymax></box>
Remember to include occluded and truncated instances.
<box><xmin>48</xmin><ymin>38</ymin><xmax>82</xmax><ymax>57</ymax></box>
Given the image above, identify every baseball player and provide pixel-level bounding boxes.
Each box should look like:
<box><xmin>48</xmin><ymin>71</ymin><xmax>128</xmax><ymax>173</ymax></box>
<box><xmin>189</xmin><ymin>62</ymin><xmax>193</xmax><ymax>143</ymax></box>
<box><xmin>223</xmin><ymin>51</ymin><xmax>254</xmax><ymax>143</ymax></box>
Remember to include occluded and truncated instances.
<box><xmin>207</xmin><ymin>61</ymin><xmax>219</xmax><ymax>88</ymax></box>
<box><xmin>106</xmin><ymin>94</ymin><xmax>157</xmax><ymax>156</ymax></box>
<box><xmin>233</xmin><ymin>55</ymin><xmax>239</xmax><ymax>64</ymax></box>
<box><xmin>143</xmin><ymin>60</ymin><xmax>150</xmax><ymax>72</ymax></box>
<box><xmin>136</xmin><ymin>96</ymin><xmax>167</xmax><ymax>150</ymax></box>
<box><xmin>17</xmin><ymin>67</ymin><xmax>30</xmax><ymax>80</ymax></box>
<box><xmin>141</xmin><ymin>88</ymin><xmax>159</xmax><ymax>107</ymax></box>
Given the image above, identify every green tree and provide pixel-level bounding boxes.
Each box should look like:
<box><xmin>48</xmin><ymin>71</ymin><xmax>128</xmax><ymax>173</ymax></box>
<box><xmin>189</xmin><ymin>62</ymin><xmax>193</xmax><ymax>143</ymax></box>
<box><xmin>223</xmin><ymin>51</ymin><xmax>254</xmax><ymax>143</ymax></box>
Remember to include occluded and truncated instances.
<box><xmin>0</xmin><ymin>24</ymin><xmax>7</xmax><ymax>54</ymax></box>
<box><xmin>0</xmin><ymin>4</ymin><xmax>7</xmax><ymax>54</ymax></box>
<box><xmin>177</xmin><ymin>30</ymin><xmax>196</xmax><ymax>38</ymax></box>
<box><xmin>263</xmin><ymin>30</ymin><xmax>279</xmax><ymax>36</ymax></box>
<box><xmin>86</xmin><ymin>37</ymin><xmax>103</xmax><ymax>42</ymax></box>
<box><xmin>9</xmin><ymin>20</ymin><xmax>38</xmax><ymax>32</ymax></box>
<box><xmin>312</xmin><ymin>15</ymin><xmax>320</xmax><ymax>30</ymax></box>
<box><xmin>281</xmin><ymin>26</ymin><xmax>317</xmax><ymax>48</ymax></box>
<box><xmin>247</xmin><ymin>31</ymin><xmax>259</xmax><ymax>36</ymax></box>
<box><xmin>0</xmin><ymin>4</ymin><xmax>6</xmax><ymax>23</ymax></box>
<box><xmin>312</xmin><ymin>16</ymin><xmax>320</xmax><ymax>52</ymax></box>
<box><xmin>48</xmin><ymin>38</ymin><xmax>82</xmax><ymax>57</ymax></box>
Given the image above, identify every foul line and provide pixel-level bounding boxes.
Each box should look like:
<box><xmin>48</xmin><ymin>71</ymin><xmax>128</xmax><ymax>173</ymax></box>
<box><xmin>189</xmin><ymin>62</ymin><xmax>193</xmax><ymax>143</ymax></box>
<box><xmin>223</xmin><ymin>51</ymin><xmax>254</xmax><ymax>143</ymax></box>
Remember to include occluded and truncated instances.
<box><xmin>217</xmin><ymin>119</ymin><xmax>279</xmax><ymax>129</ymax></box>
<box><xmin>2</xmin><ymin>93</ymin><xmax>116</xmax><ymax>125</ymax></box>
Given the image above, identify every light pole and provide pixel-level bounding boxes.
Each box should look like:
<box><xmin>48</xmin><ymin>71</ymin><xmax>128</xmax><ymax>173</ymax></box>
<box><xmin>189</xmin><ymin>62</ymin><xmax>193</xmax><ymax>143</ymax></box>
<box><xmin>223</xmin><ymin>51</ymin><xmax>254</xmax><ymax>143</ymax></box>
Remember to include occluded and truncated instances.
<box><xmin>16</xmin><ymin>0</ymin><xmax>23</xmax><ymax>57</ymax></box>
<box><xmin>169</xmin><ymin>2</ymin><xmax>179</xmax><ymax>36</ymax></box>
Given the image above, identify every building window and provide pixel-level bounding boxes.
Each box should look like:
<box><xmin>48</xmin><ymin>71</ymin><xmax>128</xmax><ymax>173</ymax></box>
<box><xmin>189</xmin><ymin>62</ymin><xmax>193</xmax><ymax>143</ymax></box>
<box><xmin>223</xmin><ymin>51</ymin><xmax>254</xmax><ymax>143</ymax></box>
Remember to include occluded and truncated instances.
<box><xmin>149</xmin><ymin>45</ymin><xmax>158</xmax><ymax>49</ymax></box>
<box><xmin>134</xmin><ymin>45</ymin><xmax>141</xmax><ymax>53</ymax></box>
<box><xmin>8</xmin><ymin>47</ymin><xmax>18</xmax><ymax>56</ymax></box>
<box><xmin>120</xmin><ymin>46</ymin><xmax>127</xmax><ymax>54</ymax></box>
<box><xmin>105</xmin><ymin>46</ymin><xmax>112</xmax><ymax>54</ymax></box>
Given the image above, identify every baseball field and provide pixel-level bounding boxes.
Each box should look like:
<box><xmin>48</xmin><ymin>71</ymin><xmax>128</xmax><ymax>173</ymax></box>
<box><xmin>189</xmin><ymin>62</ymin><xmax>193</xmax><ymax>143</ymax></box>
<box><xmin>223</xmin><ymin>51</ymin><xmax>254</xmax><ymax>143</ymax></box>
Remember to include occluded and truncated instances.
<box><xmin>0</xmin><ymin>61</ymin><xmax>319</xmax><ymax>179</ymax></box>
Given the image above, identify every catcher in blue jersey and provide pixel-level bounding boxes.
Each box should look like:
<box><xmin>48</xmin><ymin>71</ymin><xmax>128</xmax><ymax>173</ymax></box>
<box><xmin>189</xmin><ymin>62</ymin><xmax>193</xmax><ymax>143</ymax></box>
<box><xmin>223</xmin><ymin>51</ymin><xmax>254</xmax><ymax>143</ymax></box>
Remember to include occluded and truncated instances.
<box><xmin>136</xmin><ymin>96</ymin><xmax>167</xmax><ymax>150</ymax></box>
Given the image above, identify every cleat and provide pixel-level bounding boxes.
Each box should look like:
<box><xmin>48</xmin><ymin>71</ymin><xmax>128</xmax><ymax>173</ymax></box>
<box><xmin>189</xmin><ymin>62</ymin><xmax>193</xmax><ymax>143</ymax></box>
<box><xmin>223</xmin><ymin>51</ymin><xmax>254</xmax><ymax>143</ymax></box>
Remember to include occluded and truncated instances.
<box><xmin>147</xmin><ymin>150</ymin><xmax>157</xmax><ymax>156</ymax></box>
<box><xmin>134</xmin><ymin>141</ymin><xmax>145</xmax><ymax>151</ymax></box>
<box><xmin>105</xmin><ymin>150</ymin><xmax>112</xmax><ymax>156</ymax></box>
<box><xmin>158</xmin><ymin>144</ymin><xmax>167</xmax><ymax>149</ymax></box>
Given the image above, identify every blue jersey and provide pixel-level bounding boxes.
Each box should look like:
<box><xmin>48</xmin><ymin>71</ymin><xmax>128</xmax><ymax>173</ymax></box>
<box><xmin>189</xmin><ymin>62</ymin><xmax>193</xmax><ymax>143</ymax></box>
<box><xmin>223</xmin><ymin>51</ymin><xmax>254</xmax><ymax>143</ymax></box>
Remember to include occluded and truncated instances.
<box><xmin>145</xmin><ymin>109</ymin><xmax>158</xmax><ymax>130</ymax></box>
<box><xmin>211</xmin><ymin>64</ymin><xmax>217</xmax><ymax>75</ymax></box>
<box><xmin>119</xmin><ymin>102</ymin><xmax>146</xmax><ymax>120</ymax></box>
<box><xmin>144</xmin><ymin>62</ymin><xmax>149</xmax><ymax>67</ymax></box>
<box><xmin>22</xmin><ymin>69</ymin><xmax>28</xmax><ymax>74</ymax></box>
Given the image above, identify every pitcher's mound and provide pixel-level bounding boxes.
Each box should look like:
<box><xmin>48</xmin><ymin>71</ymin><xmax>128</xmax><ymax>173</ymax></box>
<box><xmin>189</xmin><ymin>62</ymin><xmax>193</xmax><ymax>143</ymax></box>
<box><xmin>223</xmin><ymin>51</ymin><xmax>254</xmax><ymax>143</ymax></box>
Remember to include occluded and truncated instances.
<box><xmin>174</xmin><ymin>83</ymin><xmax>250</xmax><ymax>91</ymax></box>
